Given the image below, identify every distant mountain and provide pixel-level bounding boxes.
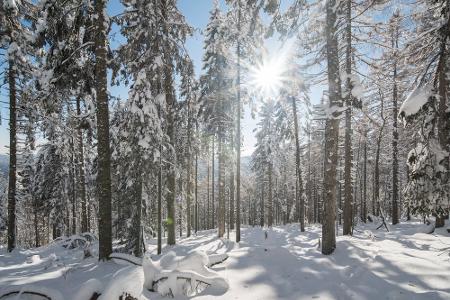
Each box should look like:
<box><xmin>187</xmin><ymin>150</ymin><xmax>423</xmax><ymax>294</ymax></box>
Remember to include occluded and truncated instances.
<box><xmin>0</xmin><ymin>154</ymin><xmax>7</xmax><ymax>176</ymax></box>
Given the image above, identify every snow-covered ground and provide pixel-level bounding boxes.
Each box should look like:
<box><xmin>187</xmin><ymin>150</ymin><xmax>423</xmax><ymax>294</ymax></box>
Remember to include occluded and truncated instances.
<box><xmin>1</xmin><ymin>220</ymin><xmax>449</xmax><ymax>300</ymax></box>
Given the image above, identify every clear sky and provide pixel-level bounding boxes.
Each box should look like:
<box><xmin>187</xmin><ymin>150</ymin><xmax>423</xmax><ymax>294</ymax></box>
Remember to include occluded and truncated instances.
<box><xmin>0</xmin><ymin>0</ymin><xmax>315</xmax><ymax>157</ymax></box>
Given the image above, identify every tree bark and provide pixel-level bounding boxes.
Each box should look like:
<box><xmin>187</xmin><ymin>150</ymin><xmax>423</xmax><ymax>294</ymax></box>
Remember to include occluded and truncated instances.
<box><xmin>260</xmin><ymin>179</ymin><xmax>265</xmax><ymax>227</ymax></box>
<box><xmin>292</xmin><ymin>97</ymin><xmax>305</xmax><ymax>232</ymax></box>
<box><xmin>34</xmin><ymin>202</ymin><xmax>40</xmax><ymax>247</ymax></box>
<box><xmin>362</xmin><ymin>131</ymin><xmax>368</xmax><ymax>222</ymax></box>
<box><xmin>186</xmin><ymin>147</ymin><xmax>192</xmax><ymax>237</ymax></box>
<box><xmin>218</xmin><ymin>137</ymin><xmax>225</xmax><ymax>237</ymax></box>
<box><xmin>373</xmin><ymin>90</ymin><xmax>386</xmax><ymax>217</ymax></box>
<box><xmin>235</xmin><ymin>0</ymin><xmax>242</xmax><ymax>243</ymax></box>
<box><xmin>207</xmin><ymin>140</ymin><xmax>211</xmax><ymax>229</ymax></box>
<box><xmin>374</xmin><ymin>121</ymin><xmax>385</xmax><ymax>217</ymax></box>
<box><xmin>186</xmin><ymin>98</ymin><xmax>193</xmax><ymax>237</ymax></box>
<box><xmin>391</xmin><ymin>15</ymin><xmax>400</xmax><ymax>225</ymax></box>
<box><xmin>76</xmin><ymin>98</ymin><xmax>88</xmax><ymax>232</ymax></box>
<box><xmin>161</xmin><ymin>0</ymin><xmax>176</xmax><ymax>245</ymax></box>
<box><xmin>178</xmin><ymin>176</ymin><xmax>182</xmax><ymax>238</ymax></box>
<box><xmin>229</xmin><ymin>167</ymin><xmax>235</xmax><ymax>230</ymax></box>
<box><xmin>268</xmin><ymin>162</ymin><xmax>273</xmax><ymax>227</ymax></box>
<box><xmin>195</xmin><ymin>151</ymin><xmax>199</xmax><ymax>233</ymax></box>
<box><xmin>7</xmin><ymin>63</ymin><xmax>17</xmax><ymax>253</ymax></box>
<box><xmin>322</xmin><ymin>0</ymin><xmax>342</xmax><ymax>255</ymax></box>
<box><xmin>343</xmin><ymin>0</ymin><xmax>353</xmax><ymax>235</ymax></box>
<box><xmin>70</xmin><ymin>138</ymin><xmax>77</xmax><ymax>235</ymax></box>
<box><xmin>211</xmin><ymin>137</ymin><xmax>215</xmax><ymax>229</ymax></box>
<box><xmin>436</xmin><ymin>15</ymin><xmax>449</xmax><ymax>227</ymax></box>
<box><xmin>94</xmin><ymin>0</ymin><xmax>112</xmax><ymax>260</ymax></box>
<box><xmin>157</xmin><ymin>144</ymin><xmax>162</xmax><ymax>254</ymax></box>
<box><xmin>132</xmin><ymin>176</ymin><xmax>143</xmax><ymax>257</ymax></box>
<box><xmin>307</xmin><ymin>128</ymin><xmax>313</xmax><ymax>223</ymax></box>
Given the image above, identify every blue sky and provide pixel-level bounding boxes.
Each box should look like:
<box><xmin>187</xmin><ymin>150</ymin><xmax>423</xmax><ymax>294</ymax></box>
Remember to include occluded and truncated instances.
<box><xmin>0</xmin><ymin>0</ymin><xmax>317</xmax><ymax>156</ymax></box>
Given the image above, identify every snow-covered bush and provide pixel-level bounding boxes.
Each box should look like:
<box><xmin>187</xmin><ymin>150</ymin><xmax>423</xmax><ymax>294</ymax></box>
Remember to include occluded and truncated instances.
<box><xmin>143</xmin><ymin>251</ymin><xmax>229</xmax><ymax>297</ymax></box>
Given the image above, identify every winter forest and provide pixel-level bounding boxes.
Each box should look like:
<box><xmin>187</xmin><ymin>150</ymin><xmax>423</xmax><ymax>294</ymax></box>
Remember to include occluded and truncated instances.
<box><xmin>0</xmin><ymin>0</ymin><xmax>449</xmax><ymax>299</ymax></box>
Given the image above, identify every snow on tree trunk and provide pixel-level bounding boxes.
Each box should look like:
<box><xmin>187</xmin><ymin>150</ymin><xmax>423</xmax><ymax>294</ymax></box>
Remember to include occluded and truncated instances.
<box><xmin>7</xmin><ymin>60</ymin><xmax>17</xmax><ymax>253</ymax></box>
<box><xmin>322</xmin><ymin>0</ymin><xmax>341</xmax><ymax>255</ymax></box>
<box><xmin>343</xmin><ymin>0</ymin><xmax>353</xmax><ymax>236</ymax></box>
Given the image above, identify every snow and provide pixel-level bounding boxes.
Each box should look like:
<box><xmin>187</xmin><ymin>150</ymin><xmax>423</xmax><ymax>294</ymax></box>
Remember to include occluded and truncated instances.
<box><xmin>144</xmin><ymin>251</ymin><xmax>229</xmax><ymax>297</ymax></box>
<box><xmin>0</xmin><ymin>284</ymin><xmax>64</xmax><ymax>300</ymax></box>
<box><xmin>1</xmin><ymin>220</ymin><xmax>450</xmax><ymax>299</ymax></box>
<box><xmin>399</xmin><ymin>85</ymin><xmax>433</xmax><ymax>120</ymax></box>
<box><xmin>73</xmin><ymin>279</ymin><xmax>103</xmax><ymax>300</ymax></box>
<box><xmin>99</xmin><ymin>266</ymin><xmax>144</xmax><ymax>300</ymax></box>
<box><xmin>110</xmin><ymin>252</ymin><xmax>143</xmax><ymax>266</ymax></box>
<box><xmin>3</xmin><ymin>0</ymin><xmax>17</xmax><ymax>11</ymax></box>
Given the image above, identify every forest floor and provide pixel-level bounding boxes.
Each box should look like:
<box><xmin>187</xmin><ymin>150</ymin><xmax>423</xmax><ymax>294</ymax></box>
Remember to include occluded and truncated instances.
<box><xmin>1</xmin><ymin>219</ymin><xmax>449</xmax><ymax>300</ymax></box>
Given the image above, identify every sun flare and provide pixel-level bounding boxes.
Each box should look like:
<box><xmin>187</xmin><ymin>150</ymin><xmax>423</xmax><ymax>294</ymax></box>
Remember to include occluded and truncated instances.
<box><xmin>248</xmin><ymin>56</ymin><xmax>286</xmax><ymax>97</ymax></box>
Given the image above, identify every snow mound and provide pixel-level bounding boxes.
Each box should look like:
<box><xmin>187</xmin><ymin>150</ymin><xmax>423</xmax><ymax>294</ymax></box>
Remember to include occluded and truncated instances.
<box><xmin>73</xmin><ymin>279</ymin><xmax>103</xmax><ymax>300</ymax></box>
<box><xmin>399</xmin><ymin>85</ymin><xmax>433</xmax><ymax>120</ymax></box>
<box><xmin>110</xmin><ymin>252</ymin><xmax>143</xmax><ymax>266</ymax></box>
<box><xmin>207</xmin><ymin>253</ymin><xmax>229</xmax><ymax>267</ymax></box>
<box><xmin>143</xmin><ymin>251</ymin><xmax>229</xmax><ymax>297</ymax></box>
<box><xmin>3</xmin><ymin>0</ymin><xmax>17</xmax><ymax>11</ymax></box>
<box><xmin>0</xmin><ymin>285</ymin><xmax>64</xmax><ymax>300</ymax></box>
<box><xmin>80</xmin><ymin>232</ymin><xmax>98</xmax><ymax>242</ymax></box>
<box><xmin>26</xmin><ymin>255</ymin><xmax>41</xmax><ymax>264</ymax></box>
<box><xmin>99</xmin><ymin>266</ymin><xmax>143</xmax><ymax>300</ymax></box>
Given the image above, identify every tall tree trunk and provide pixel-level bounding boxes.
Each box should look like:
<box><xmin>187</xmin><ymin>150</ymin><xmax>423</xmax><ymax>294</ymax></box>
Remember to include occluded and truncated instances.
<box><xmin>374</xmin><ymin>122</ymin><xmax>385</xmax><ymax>216</ymax></box>
<box><xmin>406</xmin><ymin>165</ymin><xmax>411</xmax><ymax>221</ymax></box>
<box><xmin>322</xmin><ymin>0</ymin><xmax>341</xmax><ymax>255</ymax></box>
<box><xmin>207</xmin><ymin>141</ymin><xmax>211</xmax><ymax>229</ymax></box>
<box><xmin>292</xmin><ymin>97</ymin><xmax>305</xmax><ymax>232</ymax></box>
<box><xmin>178</xmin><ymin>176</ymin><xmax>182</xmax><ymax>238</ymax></box>
<box><xmin>235</xmin><ymin>0</ymin><xmax>242</xmax><ymax>243</ymax></box>
<box><xmin>157</xmin><ymin>144</ymin><xmax>162</xmax><ymax>254</ymax></box>
<box><xmin>284</xmin><ymin>168</ymin><xmax>291</xmax><ymax>223</ymax></box>
<box><xmin>307</xmin><ymin>128</ymin><xmax>313</xmax><ymax>223</ymax></box>
<box><xmin>65</xmin><ymin>199</ymin><xmax>70</xmax><ymax>236</ymax></box>
<box><xmin>195</xmin><ymin>151</ymin><xmax>199</xmax><ymax>233</ymax></box>
<box><xmin>391</xmin><ymin>27</ymin><xmax>399</xmax><ymax>225</ymax></box>
<box><xmin>268</xmin><ymin>162</ymin><xmax>273</xmax><ymax>227</ymax></box>
<box><xmin>186</xmin><ymin>100</ymin><xmax>193</xmax><ymax>237</ymax></box>
<box><xmin>162</xmin><ymin>0</ymin><xmax>176</xmax><ymax>245</ymax></box>
<box><xmin>132</xmin><ymin>176</ymin><xmax>143</xmax><ymax>257</ymax></box>
<box><xmin>77</xmin><ymin>98</ymin><xmax>88</xmax><ymax>232</ymax></box>
<box><xmin>343</xmin><ymin>0</ymin><xmax>353</xmax><ymax>235</ymax></box>
<box><xmin>87</xmin><ymin>195</ymin><xmax>91</xmax><ymax>232</ymax></box>
<box><xmin>94</xmin><ymin>0</ymin><xmax>112</xmax><ymax>260</ymax></box>
<box><xmin>70</xmin><ymin>138</ymin><xmax>77</xmax><ymax>235</ymax></box>
<box><xmin>218</xmin><ymin>137</ymin><xmax>225</xmax><ymax>237</ymax></box>
<box><xmin>186</xmin><ymin>144</ymin><xmax>192</xmax><ymax>237</ymax></box>
<box><xmin>353</xmin><ymin>137</ymin><xmax>361</xmax><ymax>230</ymax></box>
<box><xmin>260</xmin><ymin>180</ymin><xmax>265</xmax><ymax>227</ymax></box>
<box><xmin>212</xmin><ymin>137</ymin><xmax>215</xmax><ymax>229</ymax></box>
<box><xmin>7</xmin><ymin>63</ymin><xmax>17</xmax><ymax>253</ymax></box>
<box><xmin>435</xmin><ymin>20</ymin><xmax>449</xmax><ymax>228</ymax></box>
<box><xmin>313</xmin><ymin>170</ymin><xmax>317</xmax><ymax>223</ymax></box>
<box><xmin>374</xmin><ymin>136</ymin><xmax>381</xmax><ymax>216</ymax></box>
<box><xmin>229</xmin><ymin>167</ymin><xmax>235</xmax><ymax>230</ymax></box>
<box><xmin>34</xmin><ymin>200</ymin><xmax>40</xmax><ymax>247</ymax></box>
<box><xmin>362</xmin><ymin>131</ymin><xmax>368</xmax><ymax>222</ymax></box>
<box><xmin>373</xmin><ymin>91</ymin><xmax>386</xmax><ymax>217</ymax></box>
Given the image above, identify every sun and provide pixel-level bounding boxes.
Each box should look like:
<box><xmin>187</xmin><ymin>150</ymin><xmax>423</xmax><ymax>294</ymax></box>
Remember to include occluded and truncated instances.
<box><xmin>248</xmin><ymin>55</ymin><xmax>286</xmax><ymax>98</ymax></box>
